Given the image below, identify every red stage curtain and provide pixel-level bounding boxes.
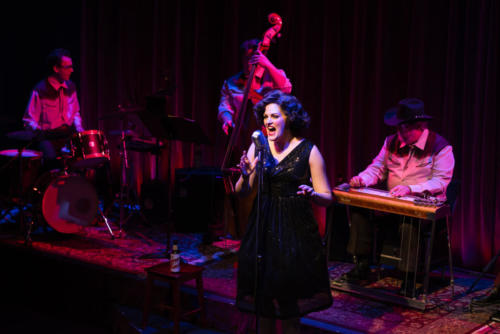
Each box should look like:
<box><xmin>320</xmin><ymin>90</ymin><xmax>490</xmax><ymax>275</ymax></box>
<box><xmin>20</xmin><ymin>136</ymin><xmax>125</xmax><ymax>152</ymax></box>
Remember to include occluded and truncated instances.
<box><xmin>80</xmin><ymin>0</ymin><xmax>499</xmax><ymax>270</ymax></box>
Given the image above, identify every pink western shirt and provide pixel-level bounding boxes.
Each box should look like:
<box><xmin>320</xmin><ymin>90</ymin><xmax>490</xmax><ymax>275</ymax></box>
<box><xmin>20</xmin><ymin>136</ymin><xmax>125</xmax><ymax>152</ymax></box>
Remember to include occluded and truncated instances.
<box><xmin>358</xmin><ymin>129</ymin><xmax>454</xmax><ymax>200</ymax></box>
<box><xmin>23</xmin><ymin>77</ymin><xmax>83</xmax><ymax>132</ymax></box>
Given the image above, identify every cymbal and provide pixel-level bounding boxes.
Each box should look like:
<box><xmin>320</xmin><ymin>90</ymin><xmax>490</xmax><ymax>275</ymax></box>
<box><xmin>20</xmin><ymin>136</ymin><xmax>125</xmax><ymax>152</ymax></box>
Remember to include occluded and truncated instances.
<box><xmin>99</xmin><ymin>106</ymin><xmax>144</xmax><ymax>120</ymax></box>
<box><xmin>0</xmin><ymin>148</ymin><xmax>42</xmax><ymax>158</ymax></box>
<box><xmin>99</xmin><ymin>111</ymin><xmax>141</xmax><ymax>120</ymax></box>
<box><xmin>117</xmin><ymin>105</ymin><xmax>144</xmax><ymax>113</ymax></box>
<box><xmin>107</xmin><ymin>129</ymin><xmax>137</xmax><ymax>136</ymax></box>
<box><xmin>6</xmin><ymin>130</ymin><xmax>36</xmax><ymax>141</ymax></box>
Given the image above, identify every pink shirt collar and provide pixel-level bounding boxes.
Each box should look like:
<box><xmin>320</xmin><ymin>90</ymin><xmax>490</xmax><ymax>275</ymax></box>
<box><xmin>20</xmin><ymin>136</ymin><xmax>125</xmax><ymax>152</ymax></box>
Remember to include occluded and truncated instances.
<box><xmin>399</xmin><ymin>128</ymin><xmax>429</xmax><ymax>151</ymax></box>
<box><xmin>48</xmin><ymin>76</ymin><xmax>68</xmax><ymax>91</ymax></box>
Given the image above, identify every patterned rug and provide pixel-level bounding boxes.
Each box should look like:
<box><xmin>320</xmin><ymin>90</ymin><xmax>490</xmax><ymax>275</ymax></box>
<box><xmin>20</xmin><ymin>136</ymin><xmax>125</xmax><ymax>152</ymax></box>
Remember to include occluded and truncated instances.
<box><xmin>315</xmin><ymin>263</ymin><xmax>500</xmax><ymax>333</ymax></box>
<box><xmin>197</xmin><ymin>258</ymin><xmax>500</xmax><ymax>333</ymax></box>
<box><xmin>1</xmin><ymin>221</ymin><xmax>500</xmax><ymax>333</ymax></box>
<box><xmin>0</xmin><ymin>222</ymin><xmax>239</xmax><ymax>279</ymax></box>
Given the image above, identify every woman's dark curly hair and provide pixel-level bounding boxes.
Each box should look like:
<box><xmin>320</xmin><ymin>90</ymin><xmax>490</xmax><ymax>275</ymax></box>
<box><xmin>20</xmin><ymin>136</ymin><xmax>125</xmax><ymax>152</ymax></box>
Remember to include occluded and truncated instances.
<box><xmin>253</xmin><ymin>90</ymin><xmax>310</xmax><ymax>136</ymax></box>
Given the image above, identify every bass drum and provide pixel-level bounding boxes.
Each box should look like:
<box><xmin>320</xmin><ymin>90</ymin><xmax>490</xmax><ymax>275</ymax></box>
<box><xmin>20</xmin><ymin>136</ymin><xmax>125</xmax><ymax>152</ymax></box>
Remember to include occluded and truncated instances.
<box><xmin>33</xmin><ymin>172</ymin><xmax>98</xmax><ymax>233</ymax></box>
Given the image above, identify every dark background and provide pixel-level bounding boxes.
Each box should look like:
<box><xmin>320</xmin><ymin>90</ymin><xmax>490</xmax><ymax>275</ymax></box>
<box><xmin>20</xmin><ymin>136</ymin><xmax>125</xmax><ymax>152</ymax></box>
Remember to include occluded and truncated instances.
<box><xmin>0</xmin><ymin>0</ymin><xmax>498</xmax><ymax>270</ymax></box>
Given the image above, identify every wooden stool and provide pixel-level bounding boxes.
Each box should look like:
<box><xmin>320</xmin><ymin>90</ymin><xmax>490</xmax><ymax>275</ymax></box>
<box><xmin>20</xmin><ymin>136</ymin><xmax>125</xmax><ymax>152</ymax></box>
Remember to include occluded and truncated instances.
<box><xmin>142</xmin><ymin>262</ymin><xmax>205</xmax><ymax>333</ymax></box>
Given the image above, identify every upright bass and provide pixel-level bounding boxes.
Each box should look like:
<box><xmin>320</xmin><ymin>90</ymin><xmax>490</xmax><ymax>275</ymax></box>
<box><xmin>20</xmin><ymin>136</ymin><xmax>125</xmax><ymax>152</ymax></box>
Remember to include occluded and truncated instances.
<box><xmin>221</xmin><ymin>13</ymin><xmax>283</xmax><ymax>192</ymax></box>
<box><xmin>218</xmin><ymin>13</ymin><xmax>283</xmax><ymax>239</ymax></box>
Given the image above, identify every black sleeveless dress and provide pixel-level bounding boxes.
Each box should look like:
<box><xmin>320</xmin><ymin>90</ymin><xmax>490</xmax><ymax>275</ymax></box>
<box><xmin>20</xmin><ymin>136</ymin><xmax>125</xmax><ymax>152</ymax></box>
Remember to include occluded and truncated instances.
<box><xmin>236</xmin><ymin>140</ymin><xmax>333</xmax><ymax>319</ymax></box>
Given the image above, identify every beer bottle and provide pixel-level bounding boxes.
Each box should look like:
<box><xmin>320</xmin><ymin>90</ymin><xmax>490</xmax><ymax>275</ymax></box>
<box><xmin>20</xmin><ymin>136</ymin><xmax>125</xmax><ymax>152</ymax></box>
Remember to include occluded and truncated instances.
<box><xmin>170</xmin><ymin>240</ymin><xmax>181</xmax><ymax>272</ymax></box>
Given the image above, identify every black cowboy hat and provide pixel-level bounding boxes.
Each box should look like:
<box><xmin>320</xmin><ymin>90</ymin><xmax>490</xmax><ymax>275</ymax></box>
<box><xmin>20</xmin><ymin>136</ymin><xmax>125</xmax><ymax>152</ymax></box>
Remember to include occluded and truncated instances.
<box><xmin>384</xmin><ymin>98</ymin><xmax>433</xmax><ymax>126</ymax></box>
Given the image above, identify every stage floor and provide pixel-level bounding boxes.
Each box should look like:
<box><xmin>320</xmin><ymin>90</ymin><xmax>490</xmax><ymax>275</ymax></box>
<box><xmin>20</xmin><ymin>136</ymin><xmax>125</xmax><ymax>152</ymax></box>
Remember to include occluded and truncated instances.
<box><xmin>0</xmin><ymin>221</ymin><xmax>499</xmax><ymax>334</ymax></box>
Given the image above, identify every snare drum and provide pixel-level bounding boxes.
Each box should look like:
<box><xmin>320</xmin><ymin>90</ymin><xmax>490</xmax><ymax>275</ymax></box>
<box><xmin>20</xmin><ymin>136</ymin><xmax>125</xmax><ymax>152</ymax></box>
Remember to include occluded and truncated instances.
<box><xmin>70</xmin><ymin>130</ymin><xmax>110</xmax><ymax>169</ymax></box>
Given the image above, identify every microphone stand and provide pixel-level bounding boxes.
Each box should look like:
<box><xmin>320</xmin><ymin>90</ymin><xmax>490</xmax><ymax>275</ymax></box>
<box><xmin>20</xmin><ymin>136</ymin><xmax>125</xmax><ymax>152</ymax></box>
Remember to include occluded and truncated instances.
<box><xmin>253</xmin><ymin>148</ymin><xmax>264</xmax><ymax>334</ymax></box>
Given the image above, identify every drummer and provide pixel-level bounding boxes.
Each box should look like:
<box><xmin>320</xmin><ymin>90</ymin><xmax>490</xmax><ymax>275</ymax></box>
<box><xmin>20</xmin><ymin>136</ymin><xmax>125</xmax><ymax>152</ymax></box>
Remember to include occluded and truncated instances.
<box><xmin>23</xmin><ymin>48</ymin><xmax>84</xmax><ymax>168</ymax></box>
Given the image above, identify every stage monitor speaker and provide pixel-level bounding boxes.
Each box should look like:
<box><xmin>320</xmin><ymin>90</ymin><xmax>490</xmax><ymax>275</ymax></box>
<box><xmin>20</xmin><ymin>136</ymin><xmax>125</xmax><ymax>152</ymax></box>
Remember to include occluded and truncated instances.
<box><xmin>173</xmin><ymin>168</ymin><xmax>225</xmax><ymax>234</ymax></box>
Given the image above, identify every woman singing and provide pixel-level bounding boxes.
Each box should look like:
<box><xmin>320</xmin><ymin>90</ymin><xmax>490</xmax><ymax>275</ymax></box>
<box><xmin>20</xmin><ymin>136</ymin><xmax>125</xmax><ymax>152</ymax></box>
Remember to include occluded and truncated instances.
<box><xmin>235</xmin><ymin>90</ymin><xmax>333</xmax><ymax>333</ymax></box>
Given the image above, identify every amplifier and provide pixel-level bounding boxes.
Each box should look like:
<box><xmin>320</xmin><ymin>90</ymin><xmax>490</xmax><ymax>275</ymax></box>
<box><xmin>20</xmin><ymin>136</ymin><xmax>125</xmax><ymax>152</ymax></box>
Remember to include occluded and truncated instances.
<box><xmin>141</xmin><ymin>180</ymin><xmax>168</xmax><ymax>224</ymax></box>
<box><xmin>173</xmin><ymin>168</ymin><xmax>225</xmax><ymax>233</ymax></box>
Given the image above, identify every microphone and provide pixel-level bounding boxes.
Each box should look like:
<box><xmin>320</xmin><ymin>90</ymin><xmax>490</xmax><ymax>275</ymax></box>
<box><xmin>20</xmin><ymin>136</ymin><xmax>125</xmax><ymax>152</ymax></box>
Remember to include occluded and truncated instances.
<box><xmin>251</xmin><ymin>130</ymin><xmax>267</xmax><ymax>152</ymax></box>
<box><xmin>251</xmin><ymin>130</ymin><xmax>273</xmax><ymax>169</ymax></box>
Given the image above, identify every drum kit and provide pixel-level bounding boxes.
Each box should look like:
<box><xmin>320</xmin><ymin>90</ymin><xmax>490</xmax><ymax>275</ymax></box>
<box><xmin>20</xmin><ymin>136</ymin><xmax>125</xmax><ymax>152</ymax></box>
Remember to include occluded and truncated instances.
<box><xmin>1</xmin><ymin>104</ymin><xmax>210</xmax><ymax>251</ymax></box>
<box><xmin>5</xmin><ymin>117</ymin><xmax>169</xmax><ymax>241</ymax></box>
<box><xmin>0</xmin><ymin>104</ymin><xmax>180</xmax><ymax>242</ymax></box>
<box><xmin>0</xmin><ymin>128</ymin><xmax>113</xmax><ymax>241</ymax></box>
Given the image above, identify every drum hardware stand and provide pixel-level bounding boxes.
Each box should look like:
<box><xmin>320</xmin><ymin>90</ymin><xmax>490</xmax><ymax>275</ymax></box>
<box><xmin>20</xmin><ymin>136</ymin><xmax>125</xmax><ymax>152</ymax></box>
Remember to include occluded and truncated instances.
<box><xmin>97</xmin><ymin>206</ymin><xmax>115</xmax><ymax>239</ymax></box>
<box><xmin>115</xmin><ymin>126</ymin><xmax>149</xmax><ymax>232</ymax></box>
<box><xmin>98</xmin><ymin>107</ymin><xmax>152</xmax><ymax>236</ymax></box>
<box><xmin>92</xmin><ymin>162</ymin><xmax>119</xmax><ymax>239</ymax></box>
<box><xmin>0</xmin><ymin>140</ymin><xmax>36</xmax><ymax>245</ymax></box>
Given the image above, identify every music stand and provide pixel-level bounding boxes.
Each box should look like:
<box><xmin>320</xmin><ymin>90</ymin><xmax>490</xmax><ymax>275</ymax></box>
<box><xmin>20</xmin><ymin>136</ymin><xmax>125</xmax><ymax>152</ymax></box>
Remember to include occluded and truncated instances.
<box><xmin>138</xmin><ymin>105</ymin><xmax>210</xmax><ymax>259</ymax></box>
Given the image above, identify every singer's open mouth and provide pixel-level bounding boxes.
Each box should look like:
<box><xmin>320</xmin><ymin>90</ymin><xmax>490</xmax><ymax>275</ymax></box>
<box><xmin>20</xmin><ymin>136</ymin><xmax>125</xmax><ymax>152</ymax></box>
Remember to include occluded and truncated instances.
<box><xmin>267</xmin><ymin>126</ymin><xmax>276</xmax><ymax>136</ymax></box>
